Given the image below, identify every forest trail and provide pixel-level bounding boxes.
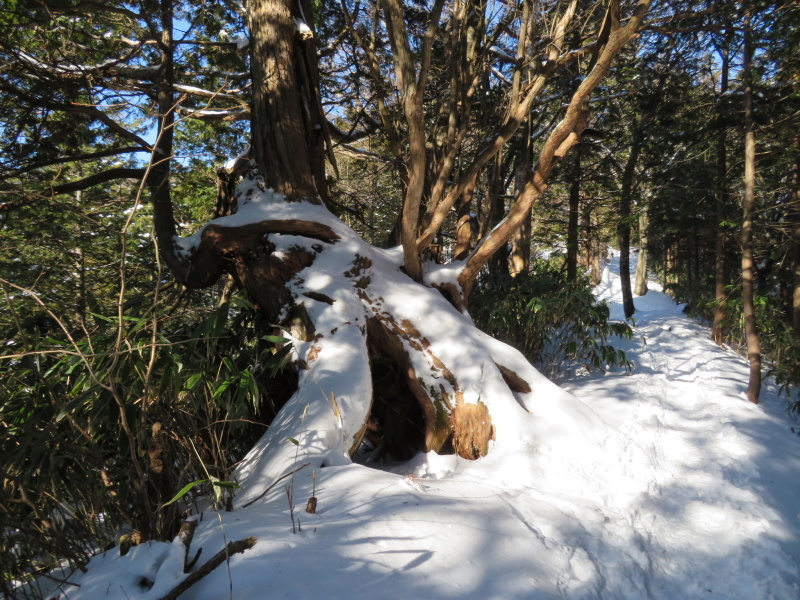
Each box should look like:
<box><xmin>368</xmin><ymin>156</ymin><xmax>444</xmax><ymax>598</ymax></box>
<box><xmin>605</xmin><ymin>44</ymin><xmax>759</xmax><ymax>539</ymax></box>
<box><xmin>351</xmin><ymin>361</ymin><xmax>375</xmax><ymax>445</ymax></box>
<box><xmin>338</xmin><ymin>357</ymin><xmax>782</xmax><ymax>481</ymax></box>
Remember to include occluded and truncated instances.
<box><xmin>564</xmin><ymin>249</ymin><xmax>800</xmax><ymax>598</ymax></box>
<box><xmin>52</xmin><ymin>252</ymin><xmax>800</xmax><ymax>600</ymax></box>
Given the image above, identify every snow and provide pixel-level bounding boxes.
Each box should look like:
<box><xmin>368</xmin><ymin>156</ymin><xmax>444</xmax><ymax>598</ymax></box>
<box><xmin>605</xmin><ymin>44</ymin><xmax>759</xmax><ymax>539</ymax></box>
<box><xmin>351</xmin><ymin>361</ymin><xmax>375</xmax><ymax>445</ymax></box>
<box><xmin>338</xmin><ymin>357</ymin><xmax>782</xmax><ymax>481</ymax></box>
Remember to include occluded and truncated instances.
<box><xmin>46</xmin><ymin>218</ymin><xmax>800</xmax><ymax>599</ymax></box>
<box><xmin>293</xmin><ymin>18</ymin><xmax>313</xmax><ymax>37</ymax></box>
<box><xmin>223</xmin><ymin>144</ymin><xmax>250</xmax><ymax>172</ymax></box>
<box><xmin>489</xmin><ymin>45</ymin><xmax>516</xmax><ymax>62</ymax></box>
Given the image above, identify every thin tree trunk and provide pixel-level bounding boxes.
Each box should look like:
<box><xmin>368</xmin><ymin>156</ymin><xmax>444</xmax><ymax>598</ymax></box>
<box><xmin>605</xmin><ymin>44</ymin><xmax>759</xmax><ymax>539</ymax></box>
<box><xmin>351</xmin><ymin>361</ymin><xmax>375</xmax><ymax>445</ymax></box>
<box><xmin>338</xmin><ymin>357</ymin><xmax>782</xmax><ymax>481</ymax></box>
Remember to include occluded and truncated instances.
<box><xmin>487</xmin><ymin>153</ymin><xmax>508</xmax><ymax>282</ymax></box>
<box><xmin>581</xmin><ymin>207</ymin><xmax>602</xmax><ymax>286</ymax></box>
<box><xmin>510</xmin><ymin>141</ymin><xmax>533</xmax><ymax>277</ymax></box>
<box><xmin>566</xmin><ymin>143</ymin><xmax>582</xmax><ymax>281</ymax></box>
<box><xmin>791</xmin><ymin>134</ymin><xmax>800</xmax><ymax>333</ymax></box>
<box><xmin>509</xmin><ymin>210</ymin><xmax>532</xmax><ymax>276</ymax></box>
<box><xmin>741</xmin><ymin>9</ymin><xmax>761</xmax><ymax>403</ymax></box>
<box><xmin>713</xmin><ymin>29</ymin><xmax>731</xmax><ymax>345</ymax></box>
<box><xmin>453</xmin><ymin>179</ymin><xmax>476</xmax><ymax>261</ymax></box>
<box><xmin>619</xmin><ymin>120</ymin><xmax>643</xmax><ymax>319</ymax></box>
<box><xmin>634</xmin><ymin>204</ymin><xmax>649</xmax><ymax>295</ymax></box>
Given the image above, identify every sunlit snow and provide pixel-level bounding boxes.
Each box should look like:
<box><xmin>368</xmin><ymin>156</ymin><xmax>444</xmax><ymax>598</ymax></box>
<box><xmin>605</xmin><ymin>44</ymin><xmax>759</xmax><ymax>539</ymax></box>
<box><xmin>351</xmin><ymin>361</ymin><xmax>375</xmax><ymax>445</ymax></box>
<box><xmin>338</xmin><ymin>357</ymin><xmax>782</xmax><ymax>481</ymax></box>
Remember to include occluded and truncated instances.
<box><xmin>47</xmin><ymin>233</ymin><xmax>800</xmax><ymax>599</ymax></box>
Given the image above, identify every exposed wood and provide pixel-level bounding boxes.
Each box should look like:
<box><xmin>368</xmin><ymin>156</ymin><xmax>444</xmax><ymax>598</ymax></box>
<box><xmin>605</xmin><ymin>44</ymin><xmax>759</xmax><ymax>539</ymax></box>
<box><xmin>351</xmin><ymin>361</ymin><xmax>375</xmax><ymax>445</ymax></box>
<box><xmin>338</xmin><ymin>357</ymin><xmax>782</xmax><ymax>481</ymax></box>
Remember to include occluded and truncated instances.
<box><xmin>451</xmin><ymin>401</ymin><xmax>493</xmax><ymax>460</ymax></box>
<box><xmin>365</xmin><ymin>316</ymin><xmax>445</xmax><ymax>452</ymax></box>
<box><xmin>496</xmin><ymin>364</ymin><xmax>531</xmax><ymax>395</ymax></box>
<box><xmin>176</xmin><ymin>219</ymin><xmax>339</xmax><ymax>290</ymax></box>
<box><xmin>176</xmin><ymin>519</ymin><xmax>198</xmax><ymax>573</ymax></box>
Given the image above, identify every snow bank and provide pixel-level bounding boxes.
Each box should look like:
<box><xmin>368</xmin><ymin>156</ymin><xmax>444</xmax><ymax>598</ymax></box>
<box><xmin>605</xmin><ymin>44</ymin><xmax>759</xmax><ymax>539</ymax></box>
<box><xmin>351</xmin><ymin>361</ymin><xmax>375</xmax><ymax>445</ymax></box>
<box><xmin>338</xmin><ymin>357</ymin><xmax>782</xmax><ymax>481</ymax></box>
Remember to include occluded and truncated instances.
<box><xmin>51</xmin><ymin>228</ymin><xmax>800</xmax><ymax>600</ymax></box>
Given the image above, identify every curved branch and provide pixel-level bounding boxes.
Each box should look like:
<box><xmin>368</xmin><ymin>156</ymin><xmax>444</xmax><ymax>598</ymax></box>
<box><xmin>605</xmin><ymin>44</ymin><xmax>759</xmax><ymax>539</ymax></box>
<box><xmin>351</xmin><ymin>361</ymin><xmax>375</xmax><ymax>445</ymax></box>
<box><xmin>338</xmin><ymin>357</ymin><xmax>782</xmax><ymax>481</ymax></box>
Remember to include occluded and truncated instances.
<box><xmin>176</xmin><ymin>106</ymin><xmax>251</xmax><ymax>122</ymax></box>
<box><xmin>0</xmin><ymin>168</ymin><xmax>146</xmax><ymax>213</ymax></box>
<box><xmin>0</xmin><ymin>80</ymin><xmax>153</xmax><ymax>150</ymax></box>
<box><xmin>179</xmin><ymin>220</ymin><xmax>341</xmax><ymax>289</ymax></box>
<box><xmin>6</xmin><ymin>147</ymin><xmax>146</xmax><ymax>179</ymax></box>
<box><xmin>458</xmin><ymin>0</ymin><xmax>653</xmax><ymax>299</ymax></box>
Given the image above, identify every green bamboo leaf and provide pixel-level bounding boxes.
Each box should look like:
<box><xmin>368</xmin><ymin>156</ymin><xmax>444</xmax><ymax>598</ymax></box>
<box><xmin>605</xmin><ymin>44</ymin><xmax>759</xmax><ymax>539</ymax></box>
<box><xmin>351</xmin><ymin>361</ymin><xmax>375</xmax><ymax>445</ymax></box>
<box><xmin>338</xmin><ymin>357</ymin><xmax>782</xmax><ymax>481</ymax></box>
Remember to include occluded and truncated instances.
<box><xmin>162</xmin><ymin>479</ymin><xmax>207</xmax><ymax>507</ymax></box>
<box><xmin>212</xmin><ymin>378</ymin><xmax>233</xmax><ymax>399</ymax></box>
<box><xmin>211</xmin><ymin>480</ymin><xmax>240</xmax><ymax>489</ymax></box>
<box><xmin>185</xmin><ymin>373</ymin><xmax>203</xmax><ymax>391</ymax></box>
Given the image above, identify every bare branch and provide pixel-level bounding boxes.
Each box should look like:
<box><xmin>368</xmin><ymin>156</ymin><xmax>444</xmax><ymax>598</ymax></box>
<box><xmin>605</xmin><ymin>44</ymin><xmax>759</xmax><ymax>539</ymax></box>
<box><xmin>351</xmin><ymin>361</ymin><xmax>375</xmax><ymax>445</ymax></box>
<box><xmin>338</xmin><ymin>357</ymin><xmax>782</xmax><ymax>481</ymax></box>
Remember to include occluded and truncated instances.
<box><xmin>5</xmin><ymin>147</ymin><xmax>146</xmax><ymax>179</ymax></box>
<box><xmin>0</xmin><ymin>168</ymin><xmax>146</xmax><ymax>213</ymax></box>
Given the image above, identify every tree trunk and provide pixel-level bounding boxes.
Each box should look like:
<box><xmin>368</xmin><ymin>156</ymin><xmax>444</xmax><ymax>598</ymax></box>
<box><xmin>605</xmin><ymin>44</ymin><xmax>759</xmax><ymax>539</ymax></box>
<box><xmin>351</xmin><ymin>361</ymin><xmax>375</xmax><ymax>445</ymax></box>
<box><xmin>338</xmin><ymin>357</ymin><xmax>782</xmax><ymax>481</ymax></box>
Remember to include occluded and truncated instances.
<box><xmin>149</xmin><ymin>0</ymin><xmax>652</xmax><ymax>495</ymax></box>
<box><xmin>453</xmin><ymin>179</ymin><xmax>477</xmax><ymax>261</ymax></box>
<box><xmin>487</xmin><ymin>153</ymin><xmax>508</xmax><ymax>282</ymax></box>
<box><xmin>634</xmin><ymin>204</ymin><xmax>649</xmax><ymax>295</ymax></box>
<box><xmin>712</xmin><ymin>29</ymin><xmax>731</xmax><ymax>345</ymax></box>
<box><xmin>566</xmin><ymin>143</ymin><xmax>582</xmax><ymax>282</ymax></box>
<box><xmin>791</xmin><ymin>134</ymin><xmax>800</xmax><ymax>333</ymax></box>
<box><xmin>581</xmin><ymin>207</ymin><xmax>603</xmax><ymax>286</ymax></box>
<box><xmin>509</xmin><ymin>209</ymin><xmax>532</xmax><ymax>277</ymax></box>
<box><xmin>247</xmin><ymin>0</ymin><xmax>328</xmax><ymax>202</ymax></box>
<box><xmin>741</xmin><ymin>9</ymin><xmax>762</xmax><ymax>404</ymax></box>
<box><xmin>510</xmin><ymin>144</ymin><xmax>533</xmax><ymax>277</ymax></box>
<box><xmin>456</xmin><ymin>1</ymin><xmax>652</xmax><ymax>297</ymax></box>
<box><xmin>619</xmin><ymin>120</ymin><xmax>643</xmax><ymax>319</ymax></box>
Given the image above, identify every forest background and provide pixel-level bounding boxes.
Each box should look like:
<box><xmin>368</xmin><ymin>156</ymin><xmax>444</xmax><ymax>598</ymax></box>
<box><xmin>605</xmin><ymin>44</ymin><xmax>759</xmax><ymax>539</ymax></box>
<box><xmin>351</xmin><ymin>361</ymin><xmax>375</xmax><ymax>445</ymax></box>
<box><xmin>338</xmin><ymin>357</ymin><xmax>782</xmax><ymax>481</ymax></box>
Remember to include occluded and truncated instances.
<box><xmin>1</xmin><ymin>0</ymin><xmax>799</xmax><ymax>593</ymax></box>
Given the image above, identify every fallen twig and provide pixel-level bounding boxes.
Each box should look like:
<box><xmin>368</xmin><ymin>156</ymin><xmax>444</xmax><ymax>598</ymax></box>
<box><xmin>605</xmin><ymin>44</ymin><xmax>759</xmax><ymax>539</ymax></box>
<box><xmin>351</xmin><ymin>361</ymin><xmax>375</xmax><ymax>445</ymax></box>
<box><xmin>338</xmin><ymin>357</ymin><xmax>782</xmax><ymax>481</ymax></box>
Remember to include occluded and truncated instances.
<box><xmin>157</xmin><ymin>536</ymin><xmax>257</xmax><ymax>600</ymax></box>
<box><xmin>240</xmin><ymin>463</ymin><xmax>310</xmax><ymax>509</ymax></box>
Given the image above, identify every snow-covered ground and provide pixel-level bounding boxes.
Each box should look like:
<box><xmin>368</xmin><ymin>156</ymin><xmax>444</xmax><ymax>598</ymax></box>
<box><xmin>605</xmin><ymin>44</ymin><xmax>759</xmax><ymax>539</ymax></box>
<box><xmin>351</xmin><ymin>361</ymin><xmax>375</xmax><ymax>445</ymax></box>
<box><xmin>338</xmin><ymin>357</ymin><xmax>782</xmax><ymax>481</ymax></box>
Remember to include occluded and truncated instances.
<box><xmin>47</xmin><ymin>251</ymin><xmax>800</xmax><ymax>600</ymax></box>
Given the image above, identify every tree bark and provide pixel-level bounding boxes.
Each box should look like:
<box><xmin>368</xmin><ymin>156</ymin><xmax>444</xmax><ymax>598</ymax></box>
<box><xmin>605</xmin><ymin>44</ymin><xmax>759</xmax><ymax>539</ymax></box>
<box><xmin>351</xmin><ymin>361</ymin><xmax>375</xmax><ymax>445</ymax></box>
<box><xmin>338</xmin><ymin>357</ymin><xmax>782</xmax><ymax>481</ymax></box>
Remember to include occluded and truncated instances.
<box><xmin>618</xmin><ymin>119</ymin><xmax>643</xmax><ymax>319</ymax></box>
<box><xmin>509</xmin><ymin>144</ymin><xmax>532</xmax><ymax>277</ymax></box>
<box><xmin>741</xmin><ymin>9</ymin><xmax>761</xmax><ymax>404</ymax></box>
<box><xmin>634</xmin><ymin>204</ymin><xmax>649</xmax><ymax>295</ymax></box>
<box><xmin>566</xmin><ymin>143</ymin><xmax>582</xmax><ymax>282</ymax></box>
<box><xmin>247</xmin><ymin>0</ymin><xmax>327</xmax><ymax>202</ymax></box>
<box><xmin>382</xmin><ymin>0</ymin><xmax>445</xmax><ymax>281</ymax></box>
<box><xmin>791</xmin><ymin>134</ymin><xmax>800</xmax><ymax>333</ymax></box>
<box><xmin>453</xmin><ymin>180</ymin><xmax>476</xmax><ymax>261</ymax></box>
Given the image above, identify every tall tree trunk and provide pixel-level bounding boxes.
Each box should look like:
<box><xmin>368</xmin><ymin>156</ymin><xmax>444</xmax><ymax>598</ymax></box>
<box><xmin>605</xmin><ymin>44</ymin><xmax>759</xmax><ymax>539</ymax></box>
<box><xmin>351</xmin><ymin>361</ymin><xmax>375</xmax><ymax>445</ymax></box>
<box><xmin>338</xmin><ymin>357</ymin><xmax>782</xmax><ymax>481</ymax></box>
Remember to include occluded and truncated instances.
<box><xmin>712</xmin><ymin>28</ymin><xmax>731</xmax><ymax>345</ymax></box>
<box><xmin>487</xmin><ymin>153</ymin><xmax>508</xmax><ymax>282</ymax></box>
<box><xmin>634</xmin><ymin>204</ymin><xmax>649</xmax><ymax>295</ymax></box>
<box><xmin>509</xmin><ymin>211</ymin><xmax>532</xmax><ymax>276</ymax></box>
<box><xmin>581</xmin><ymin>206</ymin><xmax>602</xmax><ymax>285</ymax></box>
<box><xmin>791</xmin><ymin>134</ymin><xmax>800</xmax><ymax>333</ymax></box>
<box><xmin>566</xmin><ymin>143</ymin><xmax>582</xmax><ymax>282</ymax></box>
<box><xmin>247</xmin><ymin>0</ymin><xmax>327</xmax><ymax>202</ymax></box>
<box><xmin>741</xmin><ymin>9</ymin><xmax>762</xmax><ymax>404</ymax></box>
<box><xmin>453</xmin><ymin>179</ymin><xmax>476</xmax><ymax>261</ymax></box>
<box><xmin>619</xmin><ymin>120</ymin><xmax>643</xmax><ymax>319</ymax></box>
<box><xmin>510</xmin><ymin>141</ymin><xmax>533</xmax><ymax>277</ymax></box>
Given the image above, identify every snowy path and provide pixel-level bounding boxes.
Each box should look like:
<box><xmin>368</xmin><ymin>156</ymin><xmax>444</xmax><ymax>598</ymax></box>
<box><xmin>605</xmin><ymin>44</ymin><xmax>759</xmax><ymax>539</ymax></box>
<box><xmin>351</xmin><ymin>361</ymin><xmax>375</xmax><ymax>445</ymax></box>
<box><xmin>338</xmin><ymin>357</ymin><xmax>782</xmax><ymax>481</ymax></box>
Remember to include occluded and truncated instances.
<box><xmin>55</xmin><ymin>252</ymin><xmax>800</xmax><ymax>600</ymax></box>
<box><xmin>563</xmin><ymin>250</ymin><xmax>800</xmax><ymax>598</ymax></box>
